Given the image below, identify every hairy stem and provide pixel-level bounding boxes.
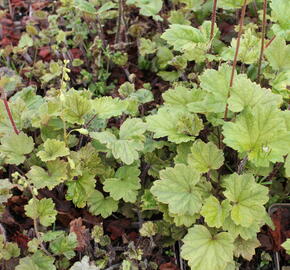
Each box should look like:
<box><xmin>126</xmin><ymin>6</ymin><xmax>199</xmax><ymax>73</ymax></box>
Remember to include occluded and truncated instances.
<box><xmin>224</xmin><ymin>0</ymin><xmax>248</xmax><ymax>120</ymax></box>
<box><xmin>257</xmin><ymin>0</ymin><xmax>267</xmax><ymax>83</ymax></box>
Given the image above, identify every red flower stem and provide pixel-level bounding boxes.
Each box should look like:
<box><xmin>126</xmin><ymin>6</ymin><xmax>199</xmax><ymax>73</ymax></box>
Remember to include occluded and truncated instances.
<box><xmin>224</xmin><ymin>0</ymin><xmax>248</xmax><ymax>120</ymax></box>
<box><xmin>3</xmin><ymin>98</ymin><xmax>19</xmax><ymax>135</ymax></box>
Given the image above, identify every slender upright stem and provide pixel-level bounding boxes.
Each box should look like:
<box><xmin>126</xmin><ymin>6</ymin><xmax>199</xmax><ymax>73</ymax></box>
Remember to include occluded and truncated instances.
<box><xmin>2</xmin><ymin>97</ymin><xmax>19</xmax><ymax>135</ymax></box>
<box><xmin>257</xmin><ymin>0</ymin><xmax>267</xmax><ymax>83</ymax></box>
<box><xmin>224</xmin><ymin>0</ymin><xmax>248</xmax><ymax>120</ymax></box>
<box><xmin>210</xmin><ymin>0</ymin><xmax>218</xmax><ymax>42</ymax></box>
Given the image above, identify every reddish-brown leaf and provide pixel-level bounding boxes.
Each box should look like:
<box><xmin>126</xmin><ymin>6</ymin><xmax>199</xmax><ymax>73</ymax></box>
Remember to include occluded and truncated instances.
<box><xmin>69</xmin><ymin>218</ymin><xmax>90</xmax><ymax>252</ymax></box>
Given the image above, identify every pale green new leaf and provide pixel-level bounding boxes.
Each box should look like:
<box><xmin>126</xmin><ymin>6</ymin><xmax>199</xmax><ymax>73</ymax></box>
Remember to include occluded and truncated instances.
<box><xmin>187</xmin><ymin>140</ymin><xmax>224</xmax><ymax>173</ymax></box>
<box><xmin>70</xmin><ymin>256</ymin><xmax>99</xmax><ymax>270</ymax></box>
<box><xmin>201</xmin><ymin>196</ymin><xmax>231</xmax><ymax>228</ymax></box>
<box><xmin>161</xmin><ymin>24</ymin><xmax>205</xmax><ymax>51</ymax></box>
<box><xmin>282</xmin><ymin>239</ymin><xmax>290</xmax><ymax>255</ymax></box>
<box><xmin>62</xmin><ymin>90</ymin><xmax>92</xmax><ymax>124</ymax></box>
<box><xmin>228</xmin><ymin>77</ymin><xmax>282</xmax><ymax>112</ymax></box>
<box><xmin>104</xmin><ymin>165</ymin><xmax>141</xmax><ymax>203</ymax></box>
<box><xmin>92</xmin><ymin>96</ymin><xmax>126</xmax><ymax>119</ymax></box>
<box><xmin>264</xmin><ymin>36</ymin><xmax>290</xmax><ymax>71</ymax></box>
<box><xmin>234</xmin><ymin>237</ymin><xmax>260</xmax><ymax>260</ymax></box>
<box><xmin>65</xmin><ymin>172</ymin><xmax>96</xmax><ymax>208</ymax></box>
<box><xmin>151</xmin><ymin>164</ymin><xmax>203</xmax><ymax>215</ymax></box>
<box><xmin>181</xmin><ymin>225</ymin><xmax>234</xmax><ymax>270</ymax></box>
<box><xmin>223</xmin><ymin>105</ymin><xmax>290</xmax><ymax>167</ymax></box>
<box><xmin>223</xmin><ymin>173</ymin><xmax>269</xmax><ymax>227</ymax></box>
<box><xmin>37</xmin><ymin>139</ymin><xmax>69</xmax><ymax>162</ymax></box>
<box><xmin>27</xmin><ymin>160</ymin><xmax>67</xmax><ymax>190</ymax></box>
<box><xmin>147</xmin><ymin>107</ymin><xmax>203</xmax><ymax>143</ymax></box>
<box><xmin>16</xmin><ymin>251</ymin><xmax>56</xmax><ymax>270</ymax></box>
<box><xmin>87</xmin><ymin>190</ymin><xmax>118</xmax><ymax>218</ymax></box>
<box><xmin>25</xmin><ymin>198</ymin><xmax>57</xmax><ymax>227</ymax></box>
<box><xmin>0</xmin><ymin>132</ymin><xmax>34</xmax><ymax>165</ymax></box>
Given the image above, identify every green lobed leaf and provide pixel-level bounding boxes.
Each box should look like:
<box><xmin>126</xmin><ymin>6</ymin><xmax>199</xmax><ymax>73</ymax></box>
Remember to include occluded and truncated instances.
<box><xmin>264</xmin><ymin>36</ymin><xmax>290</xmax><ymax>71</ymax></box>
<box><xmin>37</xmin><ymin>139</ymin><xmax>70</xmax><ymax>162</ymax></box>
<box><xmin>103</xmin><ymin>165</ymin><xmax>141</xmax><ymax>203</ymax></box>
<box><xmin>92</xmin><ymin>96</ymin><xmax>126</xmax><ymax>119</ymax></box>
<box><xmin>126</xmin><ymin>0</ymin><xmax>163</xmax><ymax>20</ymax></box>
<box><xmin>162</xmin><ymin>86</ymin><xmax>205</xmax><ymax>111</ymax></box>
<box><xmin>27</xmin><ymin>160</ymin><xmax>67</xmax><ymax>190</ymax></box>
<box><xmin>65</xmin><ymin>172</ymin><xmax>96</xmax><ymax>208</ymax></box>
<box><xmin>201</xmin><ymin>196</ymin><xmax>231</xmax><ymax>228</ymax></box>
<box><xmin>223</xmin><ymin>105</ymin><xmax>290</xmax><ymax>167</ymax></box>
<box><xmin>187</xmin><ymin>140</ymin><xmax>224</xmax><ymax>173</ymax></box>
<box><xmin>228</xmin><ymin>76</ymin><xmax>282</xmax><ymax>112</ymax></box>
<box><xmin>91</xmin><ymin>118</ymin><xmax>146</xmax><ymax>164</ymax></box>
<box><xmin>234</xmin><ymin>237</ymin><xmax>260</xmax><ymax>260</ymax></box>
<box><xmin>181</xmin><ymin>225</ymin><xmax>234</xmax><ymax>270</ymax></box>
<box><xmin>87</xmin><ymin>190</ymin><xmax>118</xmax><ymax>218</ymax></box>
<box><xmin>62</xmin><ymin>90</ymin><xmax>92</xmax><ymax>124</ymax></box>
<box><xmin>0</xmin><ymin>235</ymin><xmax>20</xmax><ymax>260</ymax></box>
<box><xmin>16</xmin><ymin>251</ymin><xmax>56</xmax><ymax>270</ymax></box>
<box><xmin>49</xmin><ymin>232</ymin><xmax>77</xmax><ymax>259</ymax></box>
<box><xmin>25</xmin><ymin>198</ymin><xmax>57</xmax><ymax>227</ymax></box>
<box><xmin>146</xmin><ymin>107</ymin><xmax>203</xmax><ymax>144</ymax></box>
<box><xmin>223</xmin><ymin>173</ymin><xmax>269</xmax><ymax>227</ymax></box>
<box><xmin>270</xmin><ymin>0</ymin><xmax>290</xmax><ymax>35</ymax></box>
<box><xmin>0</xmin><ymin>132</ymin><xmax>34</xmax><ymax>165</ymax></box>
<box><xmin>161</xmin><ymin>24</ymin><xmax>205</xmax><ymax>51</ymax></box>
<box><xmin>151</xmin><ymin>164</ymin><xmax>203</xmax><ymax>215</ymax></box>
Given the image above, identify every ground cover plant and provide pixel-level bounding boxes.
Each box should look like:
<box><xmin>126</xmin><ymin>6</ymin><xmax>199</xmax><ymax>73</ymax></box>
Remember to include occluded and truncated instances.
<box><xmin>0</xmin><ymin>0</ymin><xmax>290</xmax><ymax>269</ymax></box>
